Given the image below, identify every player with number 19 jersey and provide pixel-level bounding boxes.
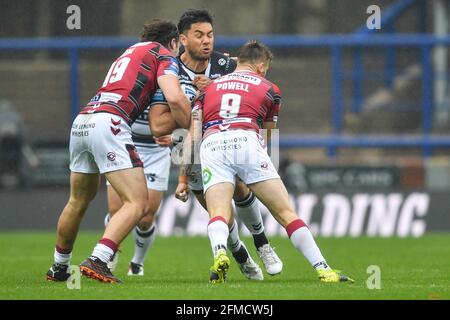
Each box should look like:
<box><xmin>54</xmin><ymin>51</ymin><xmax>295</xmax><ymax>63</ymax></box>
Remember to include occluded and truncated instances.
<box><xmin>70</xmin><ymin>41</ymin><xmax>178</xmax><ymax>175</ymax></box>
<box><xmin>81</xmin><ymin>41</ymin><xmax>178</xmax><ymax>125</ymax></box>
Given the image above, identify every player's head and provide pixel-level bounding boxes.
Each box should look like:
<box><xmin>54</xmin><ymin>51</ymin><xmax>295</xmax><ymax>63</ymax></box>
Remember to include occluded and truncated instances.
<box><xmin>140</xmin><ymin>19</ymin><xmax>180</xmax><ymax>55</ymax></box>
<box><xmin>237</xmin><ymin>40</ymin><xmax>273</xmax><ymax>77</ymax></box>
<box><xmin>177</xmin><ymin>9</ymin><xmax>214</xmax><ymax>61</ymax></box>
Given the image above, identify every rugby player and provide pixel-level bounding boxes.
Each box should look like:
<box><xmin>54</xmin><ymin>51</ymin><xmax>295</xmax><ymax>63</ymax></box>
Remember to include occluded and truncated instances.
<box><xmin>190</xmin><ymin>40</ymin><xmax>354</xmax><ymax>284</ymax></box>
<box><xmin>45</xmin><ymin>20</ymin><xmax>191</xmax><ymax>283</ymax></box>
<box><xmin>154</xmin><ymin>10</ymin><xmax>282</xmax><ymax>280</ymax></box>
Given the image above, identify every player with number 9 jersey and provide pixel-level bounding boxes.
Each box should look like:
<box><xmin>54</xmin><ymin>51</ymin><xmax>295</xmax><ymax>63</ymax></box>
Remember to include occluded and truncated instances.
<box><xmin>197</xmin><ymin>41</ymin><xmax>354</xmax><ymax>285</ymax></box>
<box><xmin>197</xmin><ymin>71</ymin><xmax>281</xmax><ymax>140</ymax></box>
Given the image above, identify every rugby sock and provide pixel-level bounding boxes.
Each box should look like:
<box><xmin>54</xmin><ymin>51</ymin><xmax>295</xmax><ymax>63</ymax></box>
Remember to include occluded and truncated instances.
<box><xmin>91</xmin><ymin>238</ymin><xmax>118</xmax><ymax>263</ymax></box>
<box><xmin>227</xmin><ymin>220</ymin><xmax>243</xmax><ymax>253</ymax></box>
<box><xmin>207</xmin><ymin>217</ymin><xmax>229</xmax><ymax>257</ymax></box>
<box><xmin>131</xmin><ymin>224</ymin><xmax>156</xmax><ymax>266</ymax></box>
<box><xmin>54</xmin><ymin>245</ymin><xmax>72</xmax><ymax>265</ymax></box>
<box><xmin>286</xmin><ymin>219</ymin><xmax>330</xmax><ymax>271</ymax></box>
<box><xmin>235</xmin><ymin>192</ymin><xmax>269</xmax><ymax>249</ymax></box>
<box><xmin>227</xmin><ymin>220</ymin><xmax>249</xmax><ymax>264</ymax></box>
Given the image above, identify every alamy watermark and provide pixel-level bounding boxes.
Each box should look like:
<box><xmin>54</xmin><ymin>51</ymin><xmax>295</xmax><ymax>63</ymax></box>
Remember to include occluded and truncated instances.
<box><xmin>366</xmin><ymin>265</ymin><xmax>381</xmax><ymax>289</ymax></box>
<box><xmin>367</xmin><ymin>5</ymin><xmax>381</xmax><ymax>30</ymax></box>
<box><xmin>66</xmin><ymin>265</ymin><xmax>81</xmax><ymax>289</ymax></box>
<box><xmin>66</xmin><ymin>5</ymin><xmax>81</xmax><ymax>30</ymax></box>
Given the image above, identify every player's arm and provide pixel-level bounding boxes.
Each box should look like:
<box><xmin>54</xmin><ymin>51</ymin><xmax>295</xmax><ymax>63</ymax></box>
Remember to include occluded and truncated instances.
<box><xmin>155</xmin><ymin>56</ymin><xmax>191</xmax><ymax>129</ymax></box>
<box><xmin>148</xmin><ymin>88</ymin><xmax>180</xmax><ymax>137</ymax></box>
<box><xmin>175</xmin><ymin>99</ymin><xmax>204</xmax><ymax>202</ymax></box>
<box><xmin>149</xmin><ymin>104</ymin><xmax>179</xmax><ymax>137</ymax></box>
<box><xmin>157</xmin><ymin>74</ymin><xmax>191</xmax><ymax>129</ymax></box>
<box><xmin>175</xmin><ymin>164</ymin><xmax>189</xmax><ymax>202</ymax></box>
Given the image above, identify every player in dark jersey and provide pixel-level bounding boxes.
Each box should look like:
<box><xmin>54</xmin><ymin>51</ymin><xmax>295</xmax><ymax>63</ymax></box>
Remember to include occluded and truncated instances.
<box><xmin>151</xmin><ymin>10</ymin><xmax>282</xmax><ymax>280</ymax></box>
<box><xmin>45</xmin><ymin>20</ymin><xmax>191</xmax><ymax>284</ymax></box>
<box><xmin>192</xmin><ymin>40</ymin><xmax>353</xmax><ymax>283</ymax></box>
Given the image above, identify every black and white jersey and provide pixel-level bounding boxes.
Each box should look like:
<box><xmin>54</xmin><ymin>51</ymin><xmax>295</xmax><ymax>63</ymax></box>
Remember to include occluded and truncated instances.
<box><xmin>131</xmin><ymin>89</ymin><xmax>167</xmax><ymax>149</ymax></box>
<box><xmin>177</xmin><ymin>51</ymin><xmax>237</xmax><ymax>103</ymax></box>
<box><xmin>131</xmin><ymin>51</ymin><xmax>236</xmax><ymax>149</ymax></box>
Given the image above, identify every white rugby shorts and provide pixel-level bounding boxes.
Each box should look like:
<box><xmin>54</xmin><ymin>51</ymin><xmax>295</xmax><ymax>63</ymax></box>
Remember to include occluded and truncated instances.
<box><xmin>69</xmin><ymin>113</ymin><xmax>143</xmax><ymax>174</ymax></box>
<box><xmin>105</xmin><ymin>146</ymin><xmax>170</xmax><ymax>191</ymax></box>
<box><xmin>200</xmin><ymin>130</ymin><xmax>279</xmax><ymax>193</ymax></box>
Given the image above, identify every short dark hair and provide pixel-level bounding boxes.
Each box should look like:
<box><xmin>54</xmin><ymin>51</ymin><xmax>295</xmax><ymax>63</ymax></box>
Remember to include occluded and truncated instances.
<box><xmin>140</xmin><ymin>19</ymin><xmax>179</xmax><ymax>47</ymax></box>
<box><xmin>177</xmin><ymin>9</ymin><xmax>213</xmax><ymax>34</ymax></box>
<box><xmin>237</xmin><ymin>40</ymin><xmax>274</xmax><ymax>65</ymax></box>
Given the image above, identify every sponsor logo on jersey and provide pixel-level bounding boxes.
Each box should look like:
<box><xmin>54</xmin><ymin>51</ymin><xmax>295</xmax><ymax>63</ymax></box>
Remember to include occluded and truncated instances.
<box><xmin>107</xmin><ymin>152</ymin><xmax>116</xmax><ymax>161</ymax></box>
<box><xmin>202</xmin><ymin>167</ymin><xmax>212</xmax><ymax>184</ymax></box>
<box><xmin>204</xmin><ymin>117</ymin><xmax>252</xmax><ymax>131</ymax></box>
<box><xmin>261</xmin><ymin>161</ymin><xmax>269</xmax><ymax>170</ymax></box>
<box><xmin>90</xmin><ymin>92</ymin><xmax>122</xmax><ymax>103</ymax></box>
<box><xmin>215</xmin><ymin>72</ymin><xmax>261</xmax><ymax>85</ymax></box>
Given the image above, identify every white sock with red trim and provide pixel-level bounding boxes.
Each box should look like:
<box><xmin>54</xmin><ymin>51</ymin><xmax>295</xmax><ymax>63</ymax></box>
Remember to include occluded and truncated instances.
<box><xmin>54</xmin><ymin>245</ymin><xmax>72</xmax><ymax>266</ymax></box>
<box><xmin>207</xmin><ymin>216</ymin><xmax>229</xmax><ymax>257</ymax></box>
<box><xmin>286</xmin><ymin>219</ymin><xmax>330</xmax><ymax>271</ymax></box>
<box><xmin>91</xmin><ymin>238</ymin><xmax>119</xmax><ymax>263</ymax></box>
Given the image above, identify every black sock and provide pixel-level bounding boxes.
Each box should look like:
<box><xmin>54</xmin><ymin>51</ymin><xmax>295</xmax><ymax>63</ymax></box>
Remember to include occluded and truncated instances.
<box><xmin>253</xmin><ymin>232</ymin><xmax>269</xmax><ymax>250</ymax></box>
<box><xmin>232</xmin><ymin>246</ymin><xmax>249</xmax><ymax>264</ymax></box>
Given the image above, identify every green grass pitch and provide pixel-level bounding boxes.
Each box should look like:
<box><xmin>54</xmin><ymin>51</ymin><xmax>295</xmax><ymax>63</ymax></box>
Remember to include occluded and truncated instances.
<box><xmin>0</xmin><ymin>232</ymin><xmax>448</xmax><ymax>300</ymax></box>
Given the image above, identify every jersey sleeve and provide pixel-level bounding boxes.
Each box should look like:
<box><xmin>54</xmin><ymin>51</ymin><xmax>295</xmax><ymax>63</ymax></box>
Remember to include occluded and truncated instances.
<box><xmin>265</xmin><ymin>84</ymin><xmax>282</xmax><ymax>123</ymax></box>
<box><xmin>149</xmin><ymin>88</ymin><xmax>168</xmax><ymax>107</ymax></box>
<box><xmin>156</xmin><ymin>55</ymin><xmax>179</xmax><ymax>78</ymax></box>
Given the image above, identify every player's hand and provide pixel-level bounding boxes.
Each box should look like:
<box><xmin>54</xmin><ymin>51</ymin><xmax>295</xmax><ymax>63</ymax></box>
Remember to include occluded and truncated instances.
<box><xmin>154</xmin><ymin>135</ymin><xmax>173</xmax><ymax>147</ymax></box>
<box><xmin>175</xmin><ymin>182</ymin><xmax>189</xmax><ymax>202</ymax></box>
<box><xmin>193</xmin><ymin>75</ymin><xmax>211</xmax><ymax>92</ymax></box>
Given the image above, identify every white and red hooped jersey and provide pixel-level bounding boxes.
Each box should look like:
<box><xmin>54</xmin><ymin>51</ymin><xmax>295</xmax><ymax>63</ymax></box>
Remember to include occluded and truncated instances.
<box><xmin>81</xmin><ymin>41</ymin><xmax>179</xmax><ymax>125</ymax></box>
<box><xmin>193</xmin><ymin>70</ymin><xmax>281</xmax><ymax>138</ymax></box>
